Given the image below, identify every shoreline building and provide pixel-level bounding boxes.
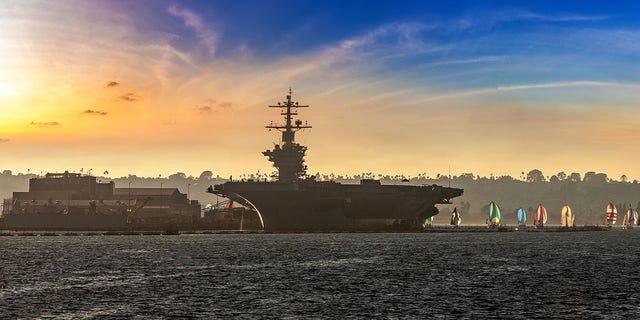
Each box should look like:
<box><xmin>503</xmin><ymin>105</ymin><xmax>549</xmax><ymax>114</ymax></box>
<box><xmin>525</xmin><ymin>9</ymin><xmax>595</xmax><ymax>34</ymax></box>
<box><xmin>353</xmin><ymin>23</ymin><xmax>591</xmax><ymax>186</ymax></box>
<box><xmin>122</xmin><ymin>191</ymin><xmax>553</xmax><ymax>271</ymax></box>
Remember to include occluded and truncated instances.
<box><xmin>1</xmin><ymin>171</ymin><xmax>201</xmax><ymax>229</ymax></box>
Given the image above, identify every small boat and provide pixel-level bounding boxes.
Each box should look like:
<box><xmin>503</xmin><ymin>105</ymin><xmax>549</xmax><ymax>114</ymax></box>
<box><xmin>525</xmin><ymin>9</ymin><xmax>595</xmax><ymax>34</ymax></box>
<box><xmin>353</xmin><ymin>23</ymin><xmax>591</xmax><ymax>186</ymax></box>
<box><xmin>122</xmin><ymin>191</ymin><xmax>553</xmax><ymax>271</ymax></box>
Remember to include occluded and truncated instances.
<box><xmin>606</xmin><ymin>202</ymin><xmax>617</xmax><ymax>226</ymax></box>
<box><xmin>516</xmin><ymin>207</ymin><xmax>526</xmax><ymax>226</ymax></box>
<box><xmin>202</xmin><ymin>200</ymin><xmax>262</xmax><ymax>230</ymax></box>
<box><xmin>622</xmin><ymin>207</ymin><xmax>638</xmax><ymax>229</ymax></box>
<box><xmin>423</xmin><ymin>216</ymin><xmax>434</xmax><ymax>229</ymax></box>
<box><xmin>487</xmin><ymin>201</ymin><xmax>501</xmax><ymax>227</ymax></box>
<box><xmin>450</xmin><ymin>207</ymin><xmax>461</xmax><ymax>227</ymax></box>
<box><xmin>534</xmin><ymin>204</ymin><xmax>547</xmax><ymax>228</ymax></box>
<box><xmin>560</xmin><ymin>205</ymin><xmax>574</xmax><ymax>228</ymax></box>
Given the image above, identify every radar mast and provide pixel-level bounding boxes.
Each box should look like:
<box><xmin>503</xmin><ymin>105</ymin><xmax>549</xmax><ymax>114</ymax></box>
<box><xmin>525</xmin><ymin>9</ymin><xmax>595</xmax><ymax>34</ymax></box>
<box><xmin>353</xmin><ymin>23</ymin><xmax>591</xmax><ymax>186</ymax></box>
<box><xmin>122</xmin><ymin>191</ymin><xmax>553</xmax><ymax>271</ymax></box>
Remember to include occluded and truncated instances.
<box><xmin>263</xmin><ymin>89</ymin><xmax>312</xmax><ymax>182</ymax></box>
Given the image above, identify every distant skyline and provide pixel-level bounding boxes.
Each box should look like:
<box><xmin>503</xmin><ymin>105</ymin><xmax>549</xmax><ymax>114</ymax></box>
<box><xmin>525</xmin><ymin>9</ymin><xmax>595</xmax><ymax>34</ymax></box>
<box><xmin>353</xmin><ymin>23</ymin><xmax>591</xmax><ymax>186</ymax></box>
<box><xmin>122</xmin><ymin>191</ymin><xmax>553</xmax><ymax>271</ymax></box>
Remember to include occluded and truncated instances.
<box><xmin>1</xmin><ymin>1</ymin><xmax>640</xmax><ymax>179</ymax></box>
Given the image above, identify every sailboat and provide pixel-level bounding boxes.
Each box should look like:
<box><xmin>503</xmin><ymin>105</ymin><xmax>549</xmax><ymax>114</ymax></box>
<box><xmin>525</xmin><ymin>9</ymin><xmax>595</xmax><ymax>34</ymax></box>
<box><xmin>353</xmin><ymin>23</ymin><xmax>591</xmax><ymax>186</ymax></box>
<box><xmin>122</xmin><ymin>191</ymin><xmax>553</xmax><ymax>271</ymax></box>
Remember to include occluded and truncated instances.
<box><xmin>487</xmin><ymin>201</ymin><xmax>501</xmax><ymax>227</ymax></box>
<box><xmin>534</xmin><ymin>204</ymin><xmax>547</xmax><ymax>228</ymax></box>
<box><xmin>516</xmin><ymin>207</ymin><xmax>527</xmax><ymax>227</ymax></box>
<box><xmin>606</xmin><ymin>202</ymin><xmax>617</xmax><ymax>226</ymax></box>
<box><xmin>560</xmin><ymin>205</ymin><xmax>574</xmax><ymax>228</ymax></box>
<box><xmin>622</xmin><ymin>207</ymin><xmax>638</xmax><ymax>229</ymax></box>
<box><xmin>450</xmin><ymin>207</ymin><xmax>461</xmax><ymax>227</ymax></box>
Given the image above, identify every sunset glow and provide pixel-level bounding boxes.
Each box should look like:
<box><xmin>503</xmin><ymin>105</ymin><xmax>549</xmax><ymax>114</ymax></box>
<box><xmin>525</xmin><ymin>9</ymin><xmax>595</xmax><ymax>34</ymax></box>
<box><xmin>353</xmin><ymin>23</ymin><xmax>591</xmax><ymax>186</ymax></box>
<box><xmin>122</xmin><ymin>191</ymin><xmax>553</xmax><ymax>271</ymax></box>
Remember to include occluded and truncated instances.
<box><xmin>1</xmin><ymin>1</ymin><xmax>640</xmax><ymax>179</ymax></box>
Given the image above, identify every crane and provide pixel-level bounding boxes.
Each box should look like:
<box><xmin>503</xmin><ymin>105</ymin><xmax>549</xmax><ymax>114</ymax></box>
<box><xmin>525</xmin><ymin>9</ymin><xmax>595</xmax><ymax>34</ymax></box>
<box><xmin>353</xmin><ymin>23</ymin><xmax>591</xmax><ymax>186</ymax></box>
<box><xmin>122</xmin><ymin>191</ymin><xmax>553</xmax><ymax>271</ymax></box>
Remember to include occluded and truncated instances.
<box><xmin>126</xmin><ymin>197</ymin><xmax>152</xmax><ymax>224</ymax></box>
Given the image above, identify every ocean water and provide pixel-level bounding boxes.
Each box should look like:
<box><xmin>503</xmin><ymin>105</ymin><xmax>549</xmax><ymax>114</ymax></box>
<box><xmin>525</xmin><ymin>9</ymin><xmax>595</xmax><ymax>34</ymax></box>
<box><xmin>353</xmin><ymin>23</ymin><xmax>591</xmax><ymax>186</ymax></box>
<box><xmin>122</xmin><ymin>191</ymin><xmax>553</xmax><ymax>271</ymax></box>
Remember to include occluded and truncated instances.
<box><xmin>1</xmin><ymin>231</ymin><xmax>640</xmax><ymax>319</ymax></box>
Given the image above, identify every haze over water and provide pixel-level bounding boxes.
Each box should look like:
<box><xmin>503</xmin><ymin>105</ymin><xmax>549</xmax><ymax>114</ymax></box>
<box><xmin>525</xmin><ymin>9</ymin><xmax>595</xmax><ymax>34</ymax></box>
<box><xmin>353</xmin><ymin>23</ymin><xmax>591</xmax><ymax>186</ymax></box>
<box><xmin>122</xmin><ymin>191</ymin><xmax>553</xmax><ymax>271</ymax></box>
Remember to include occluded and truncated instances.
<box><xmin>2</xmin><ymin>232</ymin><xmax>639</xmax><ymax>318</ymax></box>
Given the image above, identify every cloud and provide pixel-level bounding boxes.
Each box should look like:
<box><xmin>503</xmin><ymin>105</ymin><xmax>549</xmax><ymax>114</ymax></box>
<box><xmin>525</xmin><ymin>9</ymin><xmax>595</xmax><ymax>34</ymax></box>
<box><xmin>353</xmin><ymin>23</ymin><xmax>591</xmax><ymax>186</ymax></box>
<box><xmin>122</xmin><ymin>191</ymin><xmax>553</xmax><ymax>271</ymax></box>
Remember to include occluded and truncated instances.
<box><xmin>572</xmin><ymin>29</ymin><xmax>640</xmax><ymax>55</ymax></box>
<box><xmin>456</xmin><ymin>9</ymin><xmax>608</xmax><ymax>30</ymax></box>
<box><xmin>30</xmin><ymin>121</ymin><xmax>60</xmax><ymax>128</ymax></box>
<box><xmin>421</xmin><ymin>56</ymin><xmax>506</xmax><ymax>68</ymax></box>
<box><xmin>194</xmin><ymin>106</ymin><xmax>212</xmax><ymax>113</ymax></box>
<box><xmin>83</xmin><ymin>109</ymin><xmax>108</xmax><ymax>116</ymax></box>
<box><xmin>106</xmin><ymin>81</ymin><xmax>119</xmax><ymax>87</ymax></box>
<box><xmin>512</xmin><ymin>11</ymin><xmax>609</xmax><ymax>22</ymax></box>
<box><xmin>0</xmin><ymin>138</ymin><xmax>9</xmax><ymax>143</ymax></box>
<box><xmin>404</xmin><ymin>81</ymin><xmax>640</xmax><ymax>106</ymax></box>
<box><xmin>162</xmin><ymin>120</ymin><xmax>177</xmax><ymax>126</ymax></box>
<box><xmin>193</xmin><ymin>100</ymin><xmax>232</xmax><ymax>113</ymax></box>
<box><xmin>167</xmin><ymin>5</ymin><xmax>218</xmax><ymax>55</ymax></box>
<box><xmin>332</xmin><ymin>22</ymin><xmax>439</xmax><ymax>59</ymax></box>
<box><xmin>264</xmin><ymin>22</ymin><xmax>444</xmax><ymax>82</ymax></box>
<box><xmin>119</xmin><ymin>93</ymin><xmax>142</xmax><ymax>102</ymax></box>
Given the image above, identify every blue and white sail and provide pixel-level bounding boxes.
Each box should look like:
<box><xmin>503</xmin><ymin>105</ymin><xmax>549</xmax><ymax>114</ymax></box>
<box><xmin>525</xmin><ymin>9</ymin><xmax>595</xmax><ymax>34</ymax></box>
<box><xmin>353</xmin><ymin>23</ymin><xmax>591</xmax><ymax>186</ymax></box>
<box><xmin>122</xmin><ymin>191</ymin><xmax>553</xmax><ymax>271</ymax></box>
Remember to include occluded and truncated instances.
<box><xmin>516</xmin><ymin>207</ymin><xmax>526</xmax><ymax>225</ymax></box>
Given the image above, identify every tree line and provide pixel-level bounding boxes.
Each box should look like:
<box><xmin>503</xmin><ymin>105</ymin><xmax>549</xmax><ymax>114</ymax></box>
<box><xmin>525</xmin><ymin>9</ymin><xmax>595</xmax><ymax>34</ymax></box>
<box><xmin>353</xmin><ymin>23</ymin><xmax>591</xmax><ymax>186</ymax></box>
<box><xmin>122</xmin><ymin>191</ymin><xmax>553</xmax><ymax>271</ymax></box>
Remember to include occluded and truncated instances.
<box><xmin>1</xmin><ymin>169</ymin><xmax>637</xmax><ymax>225</ymax></box>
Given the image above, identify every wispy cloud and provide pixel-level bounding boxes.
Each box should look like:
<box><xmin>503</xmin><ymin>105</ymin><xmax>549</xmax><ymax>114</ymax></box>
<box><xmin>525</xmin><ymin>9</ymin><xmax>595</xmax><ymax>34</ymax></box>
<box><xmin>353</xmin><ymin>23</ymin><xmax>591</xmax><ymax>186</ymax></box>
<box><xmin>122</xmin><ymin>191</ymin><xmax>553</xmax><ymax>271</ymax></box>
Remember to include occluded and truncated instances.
<box><xmin>343</xmin><ymin>89</ymin><xmax>412</xmax><ymax>108</ymax></box>
<box><xmin>571</xmin><ymin>29</ymin><xmax>640</xmax><ymax>54</ymax></box>
<box><xmin>167</xmin><ymin>5</ymin><xmax>218</xmax><ymax>55</ymax></box>
<box><xmin>451</xmin><ymin>9</ymin><xmax>608</xmax><ymax>33</ymax></box>
<box><xmin>119</xmin><ymin>93</ymin><xmax>142</xmax><ymax>102</ymax></box>
<box><xmin>30</xmin><ymin>121</ymin><xmax>60</xmax><ymax>128</ymax></box>
<box><xmin>264</xmin><ymin>22</ymin><xmax>444</xmax><ymax>82</ymax></box>
<box><xmin>0</xmin><ymin>138</ymin><xmax>10</xmax><ymax>143</ymax></box>
<box><xmin>421</xmin><ymin>56</ymin><xmax>506</xmax><ymax>68</ymax></box>
<box><xmin>512</xmin><ymin>11</ymin><xmax>609</xmax><ymax>22</ymax></box>
<box><xmin>411</xmin><ymin>81</ymin><xmax>640</xmax><ymax>104</ymax></box>
<box><xmin>331</xmin><ymin>22</ymin><xmax>441</xmax><ymax>60</ymax></box>
<box><xmin>83</xmin><ymin>109</ymin><xmax>108</xmax><ymax>116</ymax></box>
<box><xmin>106</xmin><ymin>81</ymin><xmax>119</xmax><ymax>88</ymax></box>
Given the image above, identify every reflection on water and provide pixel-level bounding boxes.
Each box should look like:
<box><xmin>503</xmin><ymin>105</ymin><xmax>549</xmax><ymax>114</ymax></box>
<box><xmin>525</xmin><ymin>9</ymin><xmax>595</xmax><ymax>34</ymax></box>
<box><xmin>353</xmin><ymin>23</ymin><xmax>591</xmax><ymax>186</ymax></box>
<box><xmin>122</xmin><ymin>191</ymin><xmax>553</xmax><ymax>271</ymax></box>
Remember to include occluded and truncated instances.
<box><xmin>2</xmin><ymin>231</ymin><xmax>640</xmax><ymax>318</ymax></box>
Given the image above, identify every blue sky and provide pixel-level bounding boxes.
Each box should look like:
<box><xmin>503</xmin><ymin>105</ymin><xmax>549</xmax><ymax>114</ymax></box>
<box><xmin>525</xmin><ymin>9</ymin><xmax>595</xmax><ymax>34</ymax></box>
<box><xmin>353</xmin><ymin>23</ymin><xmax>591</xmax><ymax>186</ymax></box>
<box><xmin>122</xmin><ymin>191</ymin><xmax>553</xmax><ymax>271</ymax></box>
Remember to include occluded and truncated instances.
<box><xmin>156</xmin><ymin>0</ymin><xmax>640</xmax><ymax>91</ymax></box>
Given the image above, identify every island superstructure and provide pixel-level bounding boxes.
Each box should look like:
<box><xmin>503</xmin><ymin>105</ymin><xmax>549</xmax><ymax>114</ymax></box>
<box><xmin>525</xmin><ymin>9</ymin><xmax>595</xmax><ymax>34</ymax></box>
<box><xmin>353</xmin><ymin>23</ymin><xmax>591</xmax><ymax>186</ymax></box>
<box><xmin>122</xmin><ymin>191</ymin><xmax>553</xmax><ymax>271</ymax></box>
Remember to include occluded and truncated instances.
<box><xmin>209</xmin><ymin>89</ymin><xmax>464</xmax><ymax>231</ymax></box>
<box><xmin>262</xmin><ymin>90</ymin><xmax>312</xmax><ymax>182</ymax></box>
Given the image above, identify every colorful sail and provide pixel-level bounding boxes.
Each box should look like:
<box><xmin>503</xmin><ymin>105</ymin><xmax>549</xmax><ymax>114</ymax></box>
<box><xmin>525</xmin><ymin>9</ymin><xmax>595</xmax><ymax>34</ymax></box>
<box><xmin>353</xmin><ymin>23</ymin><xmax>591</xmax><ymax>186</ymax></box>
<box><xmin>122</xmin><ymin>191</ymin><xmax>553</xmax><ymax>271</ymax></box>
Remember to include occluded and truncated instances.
<box><xmin>624</xmin><ymin>208</ymin><xmax>638</xmax><ymax>227</ymax></box>
<box><xmin>487</xmin><ymin>201</ymin><xmax>501</xmax><ymax>225</ymax></box>
<box><xmin>535</xmin><ymin>204</ymin><xmax>547</xmax><ymax>227</ymax></box>
<box><xmin>567</xmin><ymin>207</ymin><xmax>575</xmax><ymax>227</ymax></box>
<box><xmin>623</xmin><ymin>209</ymin><xmax>629</xmax><ymax>227</ymax></box>
<box><xmin>516</xmin><ymin>207</ymin><xmax>526</xmax><ymax>225</ymax></box>
<box><xmin>450</xmin><ymin>207</ymin><xmax>461</xmax><ymax>226</ymax></box>
<box><xmin>606</xmin><ymin>202</ymin><xmax>617</xmax><ymax>224</ymax></box>
<box><xmin>631</xmin><ymin>208</ymin><xmax>639</xmax><ymax>225</ymax></box>
<box><xmin>561</xmin><ymin>205</ymin><xmax>573</xmax><ymax>227</ymax></box>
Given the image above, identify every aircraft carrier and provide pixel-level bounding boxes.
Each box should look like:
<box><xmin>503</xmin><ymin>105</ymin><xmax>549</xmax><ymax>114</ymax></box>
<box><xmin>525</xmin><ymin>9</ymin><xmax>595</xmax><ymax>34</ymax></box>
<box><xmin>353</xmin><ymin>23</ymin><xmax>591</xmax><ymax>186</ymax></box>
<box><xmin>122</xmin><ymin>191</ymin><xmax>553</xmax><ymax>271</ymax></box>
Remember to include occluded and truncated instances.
<box><xmin>209</xmin><ymin>89</ymin><xmax>464</xmax><ymax>231</ymax></box>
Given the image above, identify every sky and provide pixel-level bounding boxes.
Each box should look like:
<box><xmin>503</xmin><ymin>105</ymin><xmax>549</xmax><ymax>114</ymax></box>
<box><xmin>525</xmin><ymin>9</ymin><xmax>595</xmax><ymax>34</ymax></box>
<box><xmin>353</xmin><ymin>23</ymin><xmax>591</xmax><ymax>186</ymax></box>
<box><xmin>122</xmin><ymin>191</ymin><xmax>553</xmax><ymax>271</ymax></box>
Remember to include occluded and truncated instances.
<box><xmin>1</xmin><ymin>0</ymin><xmax>640</xmax><ymax>180</ymax></box>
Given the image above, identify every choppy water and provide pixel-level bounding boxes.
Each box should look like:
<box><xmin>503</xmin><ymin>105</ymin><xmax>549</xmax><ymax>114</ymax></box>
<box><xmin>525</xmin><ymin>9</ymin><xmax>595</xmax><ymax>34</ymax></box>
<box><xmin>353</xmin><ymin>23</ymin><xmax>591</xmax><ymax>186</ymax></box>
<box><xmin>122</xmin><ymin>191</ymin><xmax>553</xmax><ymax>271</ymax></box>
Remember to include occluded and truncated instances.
<box><xmin>1</xmin><ymin>231</ymin><xmax>640</xmax><ymax>319</ymax></box>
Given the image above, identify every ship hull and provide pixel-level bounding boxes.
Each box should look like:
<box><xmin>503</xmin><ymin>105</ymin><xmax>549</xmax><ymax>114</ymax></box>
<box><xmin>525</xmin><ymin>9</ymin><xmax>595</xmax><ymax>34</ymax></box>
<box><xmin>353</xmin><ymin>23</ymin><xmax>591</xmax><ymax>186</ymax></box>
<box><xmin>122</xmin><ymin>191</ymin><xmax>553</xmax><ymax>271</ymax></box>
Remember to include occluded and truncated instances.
<box><xmin>212</xmin><ymin>181</ymin><xmax>463</xmax><ymax>231</ymax></box>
